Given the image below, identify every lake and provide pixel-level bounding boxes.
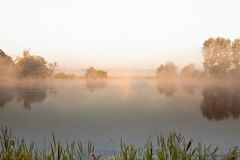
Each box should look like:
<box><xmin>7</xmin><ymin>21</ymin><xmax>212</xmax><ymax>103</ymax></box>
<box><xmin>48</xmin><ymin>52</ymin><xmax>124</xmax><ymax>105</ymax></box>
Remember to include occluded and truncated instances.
<box><xmin>0</xmin><ymin>78</ymin><xmax>240</xmax><ymax>155</ymax></box>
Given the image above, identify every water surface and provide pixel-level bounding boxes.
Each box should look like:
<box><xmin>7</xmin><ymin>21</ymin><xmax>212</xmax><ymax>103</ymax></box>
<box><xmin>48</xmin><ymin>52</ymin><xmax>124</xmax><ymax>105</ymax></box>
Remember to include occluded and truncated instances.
<box><xmin>0</xmin><ymin>79</ymin><xmax>239</xmax><ymax>154</ymax></box>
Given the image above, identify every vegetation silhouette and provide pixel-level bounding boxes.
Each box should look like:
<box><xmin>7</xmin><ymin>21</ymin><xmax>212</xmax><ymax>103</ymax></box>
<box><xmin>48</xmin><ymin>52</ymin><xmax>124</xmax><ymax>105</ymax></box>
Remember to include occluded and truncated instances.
<box><xmin>1</xmin><ymin>128</ymin><xmax>237</xmax><ymax>160</ymax></box>
<box><xmin>0</xmin><ymin>49</ymin><xmax>15</xmax><ymax>78</ymax></box>
<box><xmin>1</xmin><ymin>37</ymin><xmax>240</xmax><ymax>80</ymax></box>
<box><xmin>152</xmin><ymin>37</ymin><xmax>240</xmax><ymax>79</ymax></box>
<box><xmin>202</xmin><ymin>38</ymin><xmax>232</xmax><ymax>76</ymax></box>
<box><xmin>15</xmin><ymin>49</ymin><xmax>57</xmax><ymax>78</ymax></box>
<box><xmin>85</xmin><ymin>67</ymin><xmax>108</xmax><ymax>79</ymax></box>
<box><xmin>200</xmin><ymin>86</ymin><xmax>240</xmax><ymax>120</ymax></box>
<box><xmin>180</xmin><ymin>63</ymin><xmax>202</xmax><ymax>79</ymax></box>
<box><xmin>0</xmin><ymin>49</ymin><xmax>57</xmax><ymax>79</ymax></box>
<box><xmin>156</xmin><ymin>62</ymin><xmax>177</xmax><ymax>78</ymax></box>
<box><xmin>202</xmin><ymin>37</ymin><xmax>240</xmax><ymax>77</ymax></box>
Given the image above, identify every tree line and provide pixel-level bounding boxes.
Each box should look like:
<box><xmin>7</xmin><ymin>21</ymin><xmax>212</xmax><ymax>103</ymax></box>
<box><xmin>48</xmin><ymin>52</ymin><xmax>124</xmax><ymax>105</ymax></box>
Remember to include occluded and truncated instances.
<box><xmin>156</xmin><ymin>37</ymin><xmax>240</xmax><ymax>78</ymax></box>
<box><xmin>0</xmin><ymin>49</ymin><xmax>109</xmax><ymax>79</ymax></box>
<box><xmin>156</xmin><ymin>62</ymin><xmax>203</xmax><ymax>78</ymax></box>
<box><xmin>1</xmin><ymin>37</ymin><xmax>240</xmax><ymax>79</ymax></box>
<box><xmin>0</xmin><ymin>49</ymin><xmax>57</xmax><ymax>79</ymax></box>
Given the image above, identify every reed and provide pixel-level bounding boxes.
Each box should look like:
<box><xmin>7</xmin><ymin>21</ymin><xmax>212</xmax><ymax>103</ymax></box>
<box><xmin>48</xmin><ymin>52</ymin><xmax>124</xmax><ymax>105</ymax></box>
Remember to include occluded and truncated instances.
<box><xmin>0</xmin><ymin>127</ymin><xmax>239</xmax><ymax>160</ymax></box>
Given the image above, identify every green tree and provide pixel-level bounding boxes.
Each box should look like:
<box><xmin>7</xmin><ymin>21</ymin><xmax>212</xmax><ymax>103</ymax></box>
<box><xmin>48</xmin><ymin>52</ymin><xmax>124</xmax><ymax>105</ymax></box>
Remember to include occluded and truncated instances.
<box><xmin>202</xmin><ymin>38</ymin><xmax>232</xmax><ymax>76</ymax></box>
<box><xmin>156</xmin><ymin>62</ymin><xmax>177</xmax><ymax>78</ymax></box>
<box><xmin>15</xmin><ymin>50</ymin><xmax>56</xmax><ymax>78</ymax></box>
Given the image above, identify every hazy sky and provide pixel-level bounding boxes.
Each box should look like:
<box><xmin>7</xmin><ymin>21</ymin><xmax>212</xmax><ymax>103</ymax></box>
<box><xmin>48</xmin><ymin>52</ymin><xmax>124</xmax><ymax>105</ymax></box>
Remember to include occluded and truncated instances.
<box><xmin>1</xmin><ymin>0</ymin><xmax>240</xmax><ymax>69</ymax></box>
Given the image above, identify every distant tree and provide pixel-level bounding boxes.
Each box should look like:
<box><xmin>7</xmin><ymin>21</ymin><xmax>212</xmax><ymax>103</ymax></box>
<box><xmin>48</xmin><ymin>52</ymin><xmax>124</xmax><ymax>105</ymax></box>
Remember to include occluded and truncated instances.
<box><xmin>232</xmin><ymin>39</ymin><xmax>240</xmax><ymax>73</ymax></box>
<box><xmin>15</xmin><ymin>50</ymin><xmax>56</xmax><ymax>78</ymax></box>
<box><xmin>202</xmin><ymin>38</ymin><xmax>232</xmax><ymax>76</ymax></box>
<box><xmin>0</xmin><ymin>49</ymin><xmax>15</xmax><ymax>77</ymax></box>
<box><xmin>85</xmin><ymin>67</ymin><xmax>108</xmax><ymax>79</ymax></box>
<box><xmin>97</xmin><ymin>70</ymin><xmax>108</xmax><ymax>78</ymax></box>
<box><xmin>180</xmin><ymin>63</ymin><xmax>200</xmax><ymax>78</ymax></box>
<box><xmin>85</xmin><ymin>67</ymin><xmax>98</xmax><ymax>79</ymax></box>
<box><xmin>156</xmin><ymin>62</ymin><xmax>177</xmax><ymax>78</ymax></box>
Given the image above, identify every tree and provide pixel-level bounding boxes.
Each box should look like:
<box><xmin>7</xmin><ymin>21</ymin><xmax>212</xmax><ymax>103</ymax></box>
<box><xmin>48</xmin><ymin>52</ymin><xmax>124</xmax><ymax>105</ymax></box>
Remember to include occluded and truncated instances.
<box><xmin>85</xmin><ymin>67</ymin><xmax>98</xmax><ymax>79</ymax></box>
<box><xmin>15</xmin><ymin>50</ymin><xmax>56</xmax><ymax>78</ymax></box>
<box><xmin>180</xmin><ymin>63</ymin><xmax>200</xmax><ymax>78</ymax></box>
<box><xmin>0</xmin><ymin>49</ymin><xmax>15</xmax><ymax>77</ymax></box>
<box><xmin>156</xmin><ymin>62</ymin><xmax>177</xmax><ymax>78</ymax></box>
<box><xmin>48</xmin><ymin>62</ymin><xmax>57</xmax><ymax>76</ymax></box>
<box><xmin>202</xmin><ymin>38</ymin><xmax>232</xmax><ymax>76</ymax></box>
<box><xmin>232</xmin><ymin>39</ymin><xmax>240</xmax><ymax>71</ymax></box>
<box><xmin>85</xmin><ymin>67</ymin><xmax>108</xmax><ymax>79</ymax></box>
<box><xmin>96</xmin><ymin>70</ymin><xmax>108</xmax><ymax>78</ymax></box>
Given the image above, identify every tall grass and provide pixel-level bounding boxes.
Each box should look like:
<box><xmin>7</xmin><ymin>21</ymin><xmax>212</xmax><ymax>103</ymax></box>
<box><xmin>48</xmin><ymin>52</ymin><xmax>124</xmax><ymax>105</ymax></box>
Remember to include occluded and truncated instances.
<box><xmin>0</xmin><ymin>127</ymin><xmax>239</xmax><ymax>160</ymax></box>
<box><xmin>0</xmin><ymin>127</ymin><xmax>101</xmax><ymax>160</ymax></box>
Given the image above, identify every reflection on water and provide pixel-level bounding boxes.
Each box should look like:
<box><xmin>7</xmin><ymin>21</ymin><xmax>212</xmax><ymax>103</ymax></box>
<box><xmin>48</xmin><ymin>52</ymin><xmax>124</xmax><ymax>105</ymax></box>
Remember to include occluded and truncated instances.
<box><xmin>181</xmin><ymin>83</ymin><xmax>196</xmax><ymax>96</ymax></box>
<box><xmin>0</xmin><ymin>86</ymin><xmax>14</xmax><ymax>107</ymax></box>
<box><xmin>85</xmin><ymin>79</ymin><xmax>107</xmax><ymax>92</ymax></box>
<box><xmin>0</xmin><ymin>79</ymin><xmax>240</xmax><ymax>154</ymax></box>
<box><xmin>0</xmin><ymin>81</ymin><xmax>56</xmax><ymax>109</ymax></box>
<box><xmin>156</xmin><ymin>80</ymin><xmax>177</xmax><ymax>97</ymax></box>
<box><xmin>155</xmin><ymin>80</ymin><xmax>240</xmax><ymax>121</ymax></box>
<box><xmin>200</xmin><ymin>86</ymin><xmax>240</xmax><ymax>120</ymax></box>
<box><xmin>1</xmin><ymin>79</ymin><xmax>240</xmax><ymax>121</ymax></box>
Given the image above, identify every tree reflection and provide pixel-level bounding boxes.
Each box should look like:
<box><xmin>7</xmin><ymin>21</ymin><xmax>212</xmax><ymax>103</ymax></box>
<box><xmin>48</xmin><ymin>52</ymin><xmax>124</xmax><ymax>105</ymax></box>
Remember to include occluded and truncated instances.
<box><xmin>16</xmin><ymin>84</ymin><xmax>47</xmax><ymax>110</ymax></box>
<box><xmin>85</xmin><ymin>79</ymin><xmax>107</xmax><ymax>92</ymax></box>
<box><xmin>200</xmin><ymin>86</ymin><xmax>240</xmax><ymax>120</ymax></box>
<box><xmin>0</xmin><ymin>81</ymin><xmax>56</xmax><ymax>109</ymax></box>
<box><xmin>156</xmin><ymin>80</ymin><xmax>177</xmax><ymax>97</ymax></box>
<box><xmin>0</xmin><ymin>86</ymin><xmax>15</xmax><ymax>107</ymax></box>
<box><xmin>181</xmin><ymin>84</ymin><xmax>196</xmax><ymax>95</ymax></box>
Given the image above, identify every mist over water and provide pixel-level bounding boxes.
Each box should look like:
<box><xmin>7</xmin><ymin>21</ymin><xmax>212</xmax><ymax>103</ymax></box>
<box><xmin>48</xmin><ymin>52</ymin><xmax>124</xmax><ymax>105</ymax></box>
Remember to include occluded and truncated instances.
<box><xmin>55</xmin><ymin>68</ymin><xmax>156</xmax><ymax>77</ymax></box>
<box><xmin>0</xmin><ymin>78</ymin><xmax>240</xmax><ymax>154</ymax></box>
<box><xmin>1</xmin><ymin>0</ymin><xmax>240</xmax><ymax>157</ymax></box>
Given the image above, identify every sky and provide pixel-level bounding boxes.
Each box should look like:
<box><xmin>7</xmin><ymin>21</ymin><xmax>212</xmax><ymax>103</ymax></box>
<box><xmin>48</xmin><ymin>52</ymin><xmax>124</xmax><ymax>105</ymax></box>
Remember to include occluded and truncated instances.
<box><xmin>0</xmin><ymin>0</ymin><xmax>240</xmax><ymax>69</ymax></box>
